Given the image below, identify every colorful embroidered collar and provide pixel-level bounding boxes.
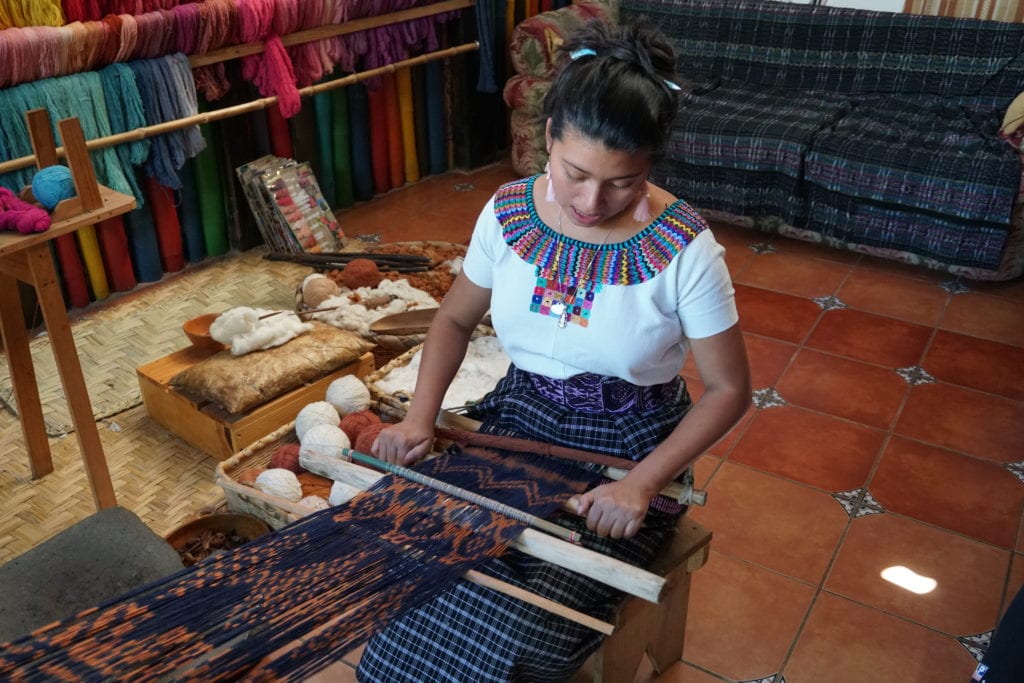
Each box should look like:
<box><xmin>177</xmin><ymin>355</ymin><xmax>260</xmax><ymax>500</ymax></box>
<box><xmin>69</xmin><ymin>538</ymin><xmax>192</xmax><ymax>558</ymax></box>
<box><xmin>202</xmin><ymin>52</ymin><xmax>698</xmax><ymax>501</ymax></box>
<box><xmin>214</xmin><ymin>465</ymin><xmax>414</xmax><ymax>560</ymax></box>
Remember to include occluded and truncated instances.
<box><xmin>494</xmin><ymin>175</ymin><xmax>707</xmax><ymax>286</ymax></box>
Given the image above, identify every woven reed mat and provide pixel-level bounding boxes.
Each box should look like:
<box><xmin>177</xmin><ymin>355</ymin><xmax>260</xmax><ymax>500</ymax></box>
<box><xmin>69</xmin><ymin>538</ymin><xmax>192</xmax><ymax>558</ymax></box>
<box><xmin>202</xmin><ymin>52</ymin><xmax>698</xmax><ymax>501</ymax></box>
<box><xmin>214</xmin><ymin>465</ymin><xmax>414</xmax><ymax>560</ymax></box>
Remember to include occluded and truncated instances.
<box><xmin>0</xmin><ymin>249</ymin><xmax>309</xmax><ymax>436</ymax></box>
<box><xmin>0</xmin><ymin>403</ymin><xmax>225</xmax><ymax>564</ymax></box>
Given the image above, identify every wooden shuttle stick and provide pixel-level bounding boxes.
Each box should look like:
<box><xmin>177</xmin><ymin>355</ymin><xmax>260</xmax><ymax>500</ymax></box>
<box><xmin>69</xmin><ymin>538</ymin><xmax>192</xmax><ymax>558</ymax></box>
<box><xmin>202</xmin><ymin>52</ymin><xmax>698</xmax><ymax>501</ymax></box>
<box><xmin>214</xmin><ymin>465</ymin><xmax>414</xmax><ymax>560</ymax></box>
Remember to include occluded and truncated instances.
<box><xmin>300</xmin><ymin>450</ymin><xmax>666</xmax><ymax>604</ymax></box>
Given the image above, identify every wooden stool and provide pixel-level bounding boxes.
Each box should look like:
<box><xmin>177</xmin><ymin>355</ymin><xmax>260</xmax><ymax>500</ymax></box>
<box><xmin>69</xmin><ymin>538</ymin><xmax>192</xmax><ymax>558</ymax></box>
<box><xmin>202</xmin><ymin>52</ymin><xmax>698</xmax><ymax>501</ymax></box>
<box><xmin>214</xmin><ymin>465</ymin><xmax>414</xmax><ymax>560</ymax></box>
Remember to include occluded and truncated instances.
<box><xmin>577</xmin><ymin>518</ymin><xmax>712</xmax><ymax>683</ymax></box>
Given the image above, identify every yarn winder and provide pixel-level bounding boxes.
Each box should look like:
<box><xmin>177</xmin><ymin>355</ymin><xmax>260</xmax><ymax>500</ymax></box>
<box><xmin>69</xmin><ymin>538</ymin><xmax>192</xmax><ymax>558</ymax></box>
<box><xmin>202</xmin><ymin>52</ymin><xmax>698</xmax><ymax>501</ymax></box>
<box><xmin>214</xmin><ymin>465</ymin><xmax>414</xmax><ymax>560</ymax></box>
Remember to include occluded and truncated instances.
<box><xmin>0</xmin><ymin>108</ymin><xmax>136</xmax><ymax>509</ymax></box>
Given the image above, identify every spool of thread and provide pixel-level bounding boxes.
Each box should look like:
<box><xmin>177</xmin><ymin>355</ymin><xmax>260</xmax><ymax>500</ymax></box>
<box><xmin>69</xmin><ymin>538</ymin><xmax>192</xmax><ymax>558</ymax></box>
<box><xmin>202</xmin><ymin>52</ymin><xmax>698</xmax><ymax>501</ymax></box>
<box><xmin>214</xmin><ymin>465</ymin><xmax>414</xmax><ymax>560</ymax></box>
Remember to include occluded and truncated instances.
<box><xmin>31</xmin><ymin>165</ymin><xmax>76</xmax><ymax>210</ymax></box>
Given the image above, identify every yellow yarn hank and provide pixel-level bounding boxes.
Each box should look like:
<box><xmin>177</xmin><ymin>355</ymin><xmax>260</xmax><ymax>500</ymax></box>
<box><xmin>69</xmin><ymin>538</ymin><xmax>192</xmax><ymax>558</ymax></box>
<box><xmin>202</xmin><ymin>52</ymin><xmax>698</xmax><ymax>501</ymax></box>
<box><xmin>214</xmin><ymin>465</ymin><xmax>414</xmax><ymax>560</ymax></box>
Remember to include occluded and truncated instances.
<box><xmin>3</xmin><ymin>0</ymin><xmax>64</xmax><ymax>28</ymax></box>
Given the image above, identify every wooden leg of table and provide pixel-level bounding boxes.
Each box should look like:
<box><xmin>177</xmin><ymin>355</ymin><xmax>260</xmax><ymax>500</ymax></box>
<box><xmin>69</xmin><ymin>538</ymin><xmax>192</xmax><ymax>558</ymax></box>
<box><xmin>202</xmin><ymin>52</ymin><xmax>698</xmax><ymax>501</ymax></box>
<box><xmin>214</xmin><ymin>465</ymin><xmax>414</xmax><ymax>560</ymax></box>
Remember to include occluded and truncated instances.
<box><xmin>25</xmin><ymin>244</ymin><xmax>116</xmax><ymax>509</ymax></box>
<box><xmin>0</xmin><ymin>270</ymin><xmax>53</xmax><ymax>478</ymax></box>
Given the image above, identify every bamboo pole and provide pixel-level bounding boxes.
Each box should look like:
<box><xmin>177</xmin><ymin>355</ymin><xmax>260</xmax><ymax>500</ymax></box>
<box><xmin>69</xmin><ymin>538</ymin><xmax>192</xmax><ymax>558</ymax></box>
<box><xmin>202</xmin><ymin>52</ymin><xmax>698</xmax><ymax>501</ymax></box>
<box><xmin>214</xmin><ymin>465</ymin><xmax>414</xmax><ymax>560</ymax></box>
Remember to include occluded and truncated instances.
<box><xmin>299</xmin><ymin>450</ymin><xmax>667</xmax><ymax>604</ymax></box>
<box><xmin>0</xmin><ymin>42</ymin><xmax>480</xmax><ymax>176</ymax></box>
<box><xmin>189</xmin><ymin>0</ymin><xmax>475</xmax><ymax>68</ymax></box>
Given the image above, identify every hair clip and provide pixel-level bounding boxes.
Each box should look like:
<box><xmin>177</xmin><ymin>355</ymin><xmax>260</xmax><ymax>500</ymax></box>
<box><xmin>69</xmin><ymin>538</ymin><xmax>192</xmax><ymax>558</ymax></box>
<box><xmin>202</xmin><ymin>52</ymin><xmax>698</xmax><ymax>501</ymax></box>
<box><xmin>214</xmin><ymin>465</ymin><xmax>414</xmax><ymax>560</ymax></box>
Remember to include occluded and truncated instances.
<box><xmin>569</xmin><ymin>47</ymin><xmax>597</xmax><ymax>60</ymax></box>
<box><xmin>664</xmin><ymin>80</ymin><xmax>682</xmax><ymax>91</ymax></box>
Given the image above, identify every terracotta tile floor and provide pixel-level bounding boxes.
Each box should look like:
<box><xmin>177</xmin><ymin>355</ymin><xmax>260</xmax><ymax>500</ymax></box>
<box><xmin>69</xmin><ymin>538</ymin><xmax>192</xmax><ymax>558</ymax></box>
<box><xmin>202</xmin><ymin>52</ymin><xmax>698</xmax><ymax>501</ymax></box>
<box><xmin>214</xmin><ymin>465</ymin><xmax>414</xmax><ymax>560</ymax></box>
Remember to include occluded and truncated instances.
<box><xmin>323</xmin><ymin>161</ymin><xmax>1024</xmax><ymax>682</ymax></box>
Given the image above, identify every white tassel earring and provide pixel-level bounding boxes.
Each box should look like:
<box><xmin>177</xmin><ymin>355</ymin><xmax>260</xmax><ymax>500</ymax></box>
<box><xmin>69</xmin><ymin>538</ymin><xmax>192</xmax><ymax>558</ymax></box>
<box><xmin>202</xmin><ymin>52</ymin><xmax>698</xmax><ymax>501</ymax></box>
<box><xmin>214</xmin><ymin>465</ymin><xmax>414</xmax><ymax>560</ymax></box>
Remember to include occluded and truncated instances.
<box><xmin>545</xmin><ymin>162</ymin><xmax>556</xmax><ymax>203</ymax></box>
<box><xmin>632</xmin><ymin>189</ymin><xmax>652</xmax><ymax>223</ymax></box>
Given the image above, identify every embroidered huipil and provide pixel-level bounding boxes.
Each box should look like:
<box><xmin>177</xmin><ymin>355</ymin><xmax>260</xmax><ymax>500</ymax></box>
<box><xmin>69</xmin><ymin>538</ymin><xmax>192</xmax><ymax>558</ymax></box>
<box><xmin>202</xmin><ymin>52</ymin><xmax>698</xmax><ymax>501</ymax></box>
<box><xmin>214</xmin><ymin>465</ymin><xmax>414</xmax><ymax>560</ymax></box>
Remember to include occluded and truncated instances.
<box><xmin>463</xmin><ymin>176</ymin><xmax>738</xmax><ymax>384</ymax></box>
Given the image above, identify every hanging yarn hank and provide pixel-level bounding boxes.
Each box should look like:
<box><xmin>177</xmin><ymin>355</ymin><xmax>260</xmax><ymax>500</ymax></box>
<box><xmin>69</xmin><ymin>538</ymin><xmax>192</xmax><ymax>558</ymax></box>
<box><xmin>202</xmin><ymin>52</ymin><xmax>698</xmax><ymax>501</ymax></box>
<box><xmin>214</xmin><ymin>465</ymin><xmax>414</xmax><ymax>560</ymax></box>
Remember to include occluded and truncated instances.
<box><xmin>129</xmin><ymin>52</ymin><xmax>206</xmax><ymax>189</ymax></box>
<box><xmin>0</xmin><ymin>446</ymin><xmax>601</xmax><ymax>681</ymax></box>
<box><xmin>99</xmin><ymin>62</ymin><xmax>150</xmax><ymax>204</ymax></box>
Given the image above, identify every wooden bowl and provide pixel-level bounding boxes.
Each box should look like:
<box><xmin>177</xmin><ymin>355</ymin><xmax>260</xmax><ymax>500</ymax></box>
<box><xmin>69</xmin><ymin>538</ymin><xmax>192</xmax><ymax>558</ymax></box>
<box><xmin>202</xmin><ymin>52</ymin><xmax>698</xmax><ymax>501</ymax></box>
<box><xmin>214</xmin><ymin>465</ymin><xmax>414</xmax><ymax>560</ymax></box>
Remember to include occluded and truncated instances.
<box><xmin>183</xmin><ymin>312</ymin><xmax>226</xmax><ymax>351</ymax></box>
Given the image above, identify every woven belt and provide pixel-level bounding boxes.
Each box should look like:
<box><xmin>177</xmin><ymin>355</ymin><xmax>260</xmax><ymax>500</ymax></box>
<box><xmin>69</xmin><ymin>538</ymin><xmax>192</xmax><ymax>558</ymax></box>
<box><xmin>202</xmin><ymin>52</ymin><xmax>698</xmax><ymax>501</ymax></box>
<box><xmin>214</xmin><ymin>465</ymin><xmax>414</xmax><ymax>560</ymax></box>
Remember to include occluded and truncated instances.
<box><xmin>525</xmin><ymin>370</ymin><xmax>681</xmax><ymax>414</ymax></box>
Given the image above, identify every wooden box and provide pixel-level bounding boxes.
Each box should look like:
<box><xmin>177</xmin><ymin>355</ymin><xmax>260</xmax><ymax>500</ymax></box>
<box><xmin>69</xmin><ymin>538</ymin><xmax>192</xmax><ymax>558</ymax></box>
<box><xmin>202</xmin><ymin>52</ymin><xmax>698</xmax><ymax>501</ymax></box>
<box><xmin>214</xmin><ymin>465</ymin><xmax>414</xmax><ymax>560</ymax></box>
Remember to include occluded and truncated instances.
<box><xmin>137</xmin><ymin>346</ymin><xmax>374</xmax><ymax>460</ymax></box>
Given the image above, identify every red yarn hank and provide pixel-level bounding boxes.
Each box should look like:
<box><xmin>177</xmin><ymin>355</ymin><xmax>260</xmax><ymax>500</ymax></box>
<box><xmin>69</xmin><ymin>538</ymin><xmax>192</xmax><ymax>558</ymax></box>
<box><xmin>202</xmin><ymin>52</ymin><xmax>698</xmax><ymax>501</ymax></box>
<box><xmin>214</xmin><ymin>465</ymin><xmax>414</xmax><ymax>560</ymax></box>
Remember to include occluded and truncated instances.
<box><xmin>339</xmin><ymin>409</ymin><xmax>382</xmax><ymax>444</ymax></box>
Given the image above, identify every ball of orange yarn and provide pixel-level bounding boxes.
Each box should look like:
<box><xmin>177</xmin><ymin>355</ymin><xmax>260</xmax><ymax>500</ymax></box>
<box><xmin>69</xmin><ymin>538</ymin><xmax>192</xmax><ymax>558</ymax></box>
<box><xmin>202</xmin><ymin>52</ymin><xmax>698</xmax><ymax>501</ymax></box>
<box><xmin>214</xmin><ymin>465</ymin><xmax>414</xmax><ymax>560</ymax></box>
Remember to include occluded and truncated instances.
<box><xmin>269</xmin><ymin>444</ymin><xmax>305</xmax><ymax>474</ymax></box>
<box><xmin>237</xmin><ymin>467</ymin><xmax>266</xmax><ymax>487</ymax></box>
<box><xmin>354</xmin><ymin>421</ymin><xmax>389</xmax><ymax>455</ymax></box>
<box><xmin>339</xmin><ymin>258</ymin><xmax>384</xmax><ymax>289</ymax></box>
<box><xmin>339</xmin><ymin>409</ymin><xmax>382</xmax><ymax>443</ymax></box>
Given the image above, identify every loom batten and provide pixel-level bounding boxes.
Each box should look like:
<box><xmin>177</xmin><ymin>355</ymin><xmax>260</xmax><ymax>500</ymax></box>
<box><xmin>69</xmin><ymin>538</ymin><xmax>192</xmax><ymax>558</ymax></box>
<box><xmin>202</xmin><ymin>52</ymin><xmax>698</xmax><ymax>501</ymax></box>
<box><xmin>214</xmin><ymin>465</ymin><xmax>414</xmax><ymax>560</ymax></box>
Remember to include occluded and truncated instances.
<box><xmin>299</xmin><ymin>449</ymin><xmax>667</xmax><ymax>604</ymax></box>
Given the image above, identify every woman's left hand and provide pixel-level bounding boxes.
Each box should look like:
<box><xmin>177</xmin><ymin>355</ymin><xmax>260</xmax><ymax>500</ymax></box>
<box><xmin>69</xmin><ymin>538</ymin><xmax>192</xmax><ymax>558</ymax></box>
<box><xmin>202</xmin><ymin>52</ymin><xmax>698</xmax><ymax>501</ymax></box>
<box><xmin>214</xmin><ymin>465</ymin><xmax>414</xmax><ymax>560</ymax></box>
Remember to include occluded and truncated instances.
<box><xmin>575</xmin><ymin>480</ymin><xmax>650</xmax><ymax>539</ymax></box>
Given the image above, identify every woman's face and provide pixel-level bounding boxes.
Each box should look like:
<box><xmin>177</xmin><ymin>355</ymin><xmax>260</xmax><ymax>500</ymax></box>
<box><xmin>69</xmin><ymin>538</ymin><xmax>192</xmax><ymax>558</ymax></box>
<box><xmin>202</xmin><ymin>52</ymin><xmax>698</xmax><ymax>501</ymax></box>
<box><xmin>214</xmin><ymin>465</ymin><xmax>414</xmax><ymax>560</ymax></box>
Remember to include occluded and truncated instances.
<box><xmin>546</xmin><ymin>121</ymin><xmax>651</xmax><ymax>229</ymax></box>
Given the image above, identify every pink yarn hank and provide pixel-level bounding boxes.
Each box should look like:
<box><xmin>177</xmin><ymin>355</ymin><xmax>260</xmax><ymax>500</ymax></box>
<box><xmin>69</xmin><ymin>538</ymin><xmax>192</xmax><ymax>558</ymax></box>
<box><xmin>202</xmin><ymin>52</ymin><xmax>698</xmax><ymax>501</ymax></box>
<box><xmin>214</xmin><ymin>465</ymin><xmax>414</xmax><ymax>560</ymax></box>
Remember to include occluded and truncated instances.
<box><xmin>0</xmin><ymin>188</ymin><xmax>52</xmax><ymax>234</ymax></box>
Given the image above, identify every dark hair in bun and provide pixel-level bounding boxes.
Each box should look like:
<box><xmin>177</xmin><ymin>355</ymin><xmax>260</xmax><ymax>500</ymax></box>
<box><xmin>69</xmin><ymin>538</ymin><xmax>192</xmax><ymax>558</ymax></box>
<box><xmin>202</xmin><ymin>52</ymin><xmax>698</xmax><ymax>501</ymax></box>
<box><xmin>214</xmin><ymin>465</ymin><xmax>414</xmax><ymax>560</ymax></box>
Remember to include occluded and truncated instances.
<box><xmin>543</xmin><ymin>19</ymin><xmax>680</xmax><ymax>156</ymax></box>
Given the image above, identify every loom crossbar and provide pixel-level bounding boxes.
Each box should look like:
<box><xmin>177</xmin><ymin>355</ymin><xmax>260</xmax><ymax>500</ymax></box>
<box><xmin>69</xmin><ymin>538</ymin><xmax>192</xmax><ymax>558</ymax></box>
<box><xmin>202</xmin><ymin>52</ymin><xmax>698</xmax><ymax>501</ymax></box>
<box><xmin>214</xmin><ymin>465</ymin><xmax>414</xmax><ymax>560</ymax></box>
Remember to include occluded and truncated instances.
<box><xmin>300</xmin><ymin>450</ymin><xmax>667</xmax><ymax>604</ymax></box>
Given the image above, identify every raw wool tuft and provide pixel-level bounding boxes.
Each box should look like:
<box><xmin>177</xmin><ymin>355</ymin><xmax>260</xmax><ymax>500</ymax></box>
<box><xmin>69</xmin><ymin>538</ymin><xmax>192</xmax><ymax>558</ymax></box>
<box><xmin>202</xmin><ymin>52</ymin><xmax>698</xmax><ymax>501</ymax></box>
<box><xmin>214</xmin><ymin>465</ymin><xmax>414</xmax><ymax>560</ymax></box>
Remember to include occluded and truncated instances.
<box><xmin>210</xmin><ymin>306</ymin><xmax>312</xmax><ymax>355</ymax></box>
<box><xmin>339</xmin><ymin>409</ymin><xmax>381</xmax><ymax>442</ymax></box>
<box><xmin>372</xmin><ymin>336</ymin><xmax>510</xmax><ymax>409</ymax></box>
<box><xmin>325</xmin><ymin>375</ymin><xmax>371</xmax><ymax>416</ymax></box>
<box><xmin>299</xmin><ymin>423</ymin><xmax>351</xmax><ymax>462</ymax></box>
<box><xmin>255</xmin><ymin>468</ymin><xmax>303</xmax><ymax>502</ymax></box>
<box><xmin>298</xmin><ymin>495</ymin><xmax>330</xmax><ymax>512</ymax></box>
<box><xmin>442</xmin><ymin>256</ymin><xmax>463</xmax><ymax>274</ymax></box>
<box><xmin>312</xmin><ymin>279</ymin><xmax>437</xmax><ymax>336</ymax></box>
<box><xmin>329</xmin><ymin>480</ymin><xmax>362</xmax><ymax>506</ymax></box>
<box><xmin>295</xmin><ymin>401</ymin><xmax>340</xmax><ymax>441</ymax></box>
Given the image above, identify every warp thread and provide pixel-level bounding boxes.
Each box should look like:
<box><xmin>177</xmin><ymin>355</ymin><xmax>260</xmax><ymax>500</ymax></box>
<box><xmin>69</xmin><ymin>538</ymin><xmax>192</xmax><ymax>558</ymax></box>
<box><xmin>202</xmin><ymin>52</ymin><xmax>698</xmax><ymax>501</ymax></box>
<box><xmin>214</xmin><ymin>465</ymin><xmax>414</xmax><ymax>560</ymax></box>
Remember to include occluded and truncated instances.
<box><xmin>0</xmin><ymin>447</ymin><xmax>600</xmax><ymax>681</ymax></box>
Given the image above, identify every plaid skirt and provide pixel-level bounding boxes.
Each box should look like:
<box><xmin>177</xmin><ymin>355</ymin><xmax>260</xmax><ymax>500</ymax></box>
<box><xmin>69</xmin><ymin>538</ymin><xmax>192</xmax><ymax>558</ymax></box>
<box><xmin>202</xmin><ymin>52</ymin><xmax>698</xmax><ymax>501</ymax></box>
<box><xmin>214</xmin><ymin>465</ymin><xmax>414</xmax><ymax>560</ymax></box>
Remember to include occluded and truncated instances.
<box><xmin>355</xmin><ymin>365</ymin><xmax>692</xmax><ymax>683</ymax></box>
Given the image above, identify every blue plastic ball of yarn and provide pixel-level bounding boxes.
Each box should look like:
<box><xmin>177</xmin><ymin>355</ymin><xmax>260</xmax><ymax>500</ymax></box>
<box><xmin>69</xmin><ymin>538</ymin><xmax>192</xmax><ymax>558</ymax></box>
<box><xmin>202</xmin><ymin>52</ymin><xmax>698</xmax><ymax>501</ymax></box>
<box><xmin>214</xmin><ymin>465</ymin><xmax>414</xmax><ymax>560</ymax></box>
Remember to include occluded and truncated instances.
<box><xmin>31</xmin><ymin>166</ymin><xmax>76</xmax><ymax>211</ymax></box>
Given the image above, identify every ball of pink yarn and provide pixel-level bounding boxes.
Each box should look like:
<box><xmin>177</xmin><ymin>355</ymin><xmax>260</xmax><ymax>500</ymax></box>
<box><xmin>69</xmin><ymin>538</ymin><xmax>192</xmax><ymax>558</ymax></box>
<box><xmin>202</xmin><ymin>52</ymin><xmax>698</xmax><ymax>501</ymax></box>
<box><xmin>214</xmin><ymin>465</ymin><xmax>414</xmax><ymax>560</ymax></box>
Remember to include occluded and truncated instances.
<box><xmin>339</xmin><ymin>409</ymin><xmax>382</xmax><ymax>443</ymax></box>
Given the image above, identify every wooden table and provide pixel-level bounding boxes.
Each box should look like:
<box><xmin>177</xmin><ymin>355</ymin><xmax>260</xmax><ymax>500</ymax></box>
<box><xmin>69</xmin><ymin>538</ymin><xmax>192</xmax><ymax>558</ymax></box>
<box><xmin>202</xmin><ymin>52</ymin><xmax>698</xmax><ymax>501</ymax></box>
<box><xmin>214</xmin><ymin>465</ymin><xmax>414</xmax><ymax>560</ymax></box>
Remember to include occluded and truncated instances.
<box><xmin>0</xmin><ymin>111</ymin><xmax>136</xmax><ymax>510</ymax></box>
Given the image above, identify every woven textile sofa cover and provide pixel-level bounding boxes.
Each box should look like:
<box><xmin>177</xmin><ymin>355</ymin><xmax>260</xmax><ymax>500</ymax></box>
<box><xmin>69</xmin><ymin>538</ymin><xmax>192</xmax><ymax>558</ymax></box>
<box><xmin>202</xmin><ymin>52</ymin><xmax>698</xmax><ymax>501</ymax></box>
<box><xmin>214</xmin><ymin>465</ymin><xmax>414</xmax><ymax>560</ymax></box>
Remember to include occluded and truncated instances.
<box><xmin>504</xmin><ymin>0</ymin><xmax>1024</xmax><ymax>280</ymax></box>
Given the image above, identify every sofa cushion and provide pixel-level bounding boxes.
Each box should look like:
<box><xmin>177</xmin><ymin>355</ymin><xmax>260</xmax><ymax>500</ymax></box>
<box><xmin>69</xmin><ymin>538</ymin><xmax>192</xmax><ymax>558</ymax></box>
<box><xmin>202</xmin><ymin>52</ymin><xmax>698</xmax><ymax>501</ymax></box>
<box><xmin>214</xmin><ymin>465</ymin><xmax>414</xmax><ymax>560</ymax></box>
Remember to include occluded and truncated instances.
<box><xmin>509</xmin><ymin>1</ymin><xmax>614</xmax><ymax>79</ymax></box>
<box><xmin>503</xmin><ymin>74</ymin><xmax>551</xmax><ymax>114</ymax></box>
<box><xmin>805</xmin><ymin>96</ymin><xmax>1020</xmax><ymax>226</ymax></box>
<box><xmin>654</xmin><ymin>80</ymin><xmax>849</xmax><ymax>223</ymax></box>
<box><xmin>807</xmin><ymin>186</ymin><xmax>1010</xmax><ymax>271</ymax></box>
<box><xmin>622</xmin><ymin>0</ymin><xmax>1024</xmax><ymax>99</ymax></box>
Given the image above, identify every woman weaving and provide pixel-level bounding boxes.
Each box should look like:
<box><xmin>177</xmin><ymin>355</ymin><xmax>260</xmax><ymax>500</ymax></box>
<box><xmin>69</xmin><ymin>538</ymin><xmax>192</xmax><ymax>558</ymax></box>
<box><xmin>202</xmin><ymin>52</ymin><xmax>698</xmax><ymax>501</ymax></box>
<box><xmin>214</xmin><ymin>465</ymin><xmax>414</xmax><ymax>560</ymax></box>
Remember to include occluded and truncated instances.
<box><xmin>358</xmin><ymin>19</ymin><xmax>751</xmax><ymax>683</ymax></box>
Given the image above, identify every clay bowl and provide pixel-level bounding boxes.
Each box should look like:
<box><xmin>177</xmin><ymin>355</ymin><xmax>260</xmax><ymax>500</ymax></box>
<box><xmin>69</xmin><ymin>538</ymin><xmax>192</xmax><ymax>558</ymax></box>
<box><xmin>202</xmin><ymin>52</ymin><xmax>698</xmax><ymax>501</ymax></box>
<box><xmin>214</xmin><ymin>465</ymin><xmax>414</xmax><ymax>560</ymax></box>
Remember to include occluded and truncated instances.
<box><xmin>183</xmin><ymin>312</ymin><xmax>226</xmax><ymax>351</ymax></box>
<box><xmin>165</xmin><ymin>512</ymin><xmax>271</xmax><ymax>566</ymax></box>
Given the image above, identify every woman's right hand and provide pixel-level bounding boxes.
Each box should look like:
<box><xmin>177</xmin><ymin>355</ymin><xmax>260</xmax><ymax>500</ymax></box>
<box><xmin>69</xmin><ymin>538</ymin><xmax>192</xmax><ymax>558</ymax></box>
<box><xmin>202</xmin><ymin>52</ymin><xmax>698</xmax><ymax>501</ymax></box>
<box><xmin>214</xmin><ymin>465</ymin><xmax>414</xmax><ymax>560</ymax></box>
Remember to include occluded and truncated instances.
<box><xmin>371</xmin><ymin>417</ymin><xmax>436</xmax><ymax>467</ymax></box>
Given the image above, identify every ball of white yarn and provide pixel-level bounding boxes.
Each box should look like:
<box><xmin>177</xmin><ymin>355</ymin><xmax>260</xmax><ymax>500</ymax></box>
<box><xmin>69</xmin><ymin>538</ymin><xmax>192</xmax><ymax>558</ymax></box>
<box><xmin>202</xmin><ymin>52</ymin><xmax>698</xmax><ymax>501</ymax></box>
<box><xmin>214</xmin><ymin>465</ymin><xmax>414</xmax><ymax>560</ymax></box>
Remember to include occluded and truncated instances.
<box><xmin>299</xmin><ymin>495</ymin><xmax>330</xmax><ymax>512</ymax></box>
<box><xmin>299</xmin><ymin>423</ymin><xmax>351</xmax><ymax>463</ymax></box>
<box><xmin>255</xmin><ymin>468</ymin><xmax>303</xmax><ymax>502</ymax></box>
<box><xmin>295</xmin><ymin>401</ymin><xmax>340</xmax><ymax>441</ymax></box>
<box><xmin>325</xmin><ymin>375</ymin><xmax>371</xmax><ymax>416</ymax></box>
<box><xmin>329</xmin><ymin>480</ymin><xmax>361</xmax><ymax>506</ymax></box>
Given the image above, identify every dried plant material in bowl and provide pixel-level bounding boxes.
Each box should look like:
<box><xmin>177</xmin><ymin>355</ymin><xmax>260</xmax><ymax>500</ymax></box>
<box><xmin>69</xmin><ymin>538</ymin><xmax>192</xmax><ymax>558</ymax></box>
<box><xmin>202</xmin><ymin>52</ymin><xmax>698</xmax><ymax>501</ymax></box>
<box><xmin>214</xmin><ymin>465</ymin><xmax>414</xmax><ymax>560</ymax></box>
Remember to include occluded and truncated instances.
<box><xmin>183</xmin><ymin>312</ymin><xmax>227</xmax><ymax>351</ymax></box>
<box><xmin>164</xmin><ymin>512</ymin><xmax>271</xmax><ymax>567</ymax></box>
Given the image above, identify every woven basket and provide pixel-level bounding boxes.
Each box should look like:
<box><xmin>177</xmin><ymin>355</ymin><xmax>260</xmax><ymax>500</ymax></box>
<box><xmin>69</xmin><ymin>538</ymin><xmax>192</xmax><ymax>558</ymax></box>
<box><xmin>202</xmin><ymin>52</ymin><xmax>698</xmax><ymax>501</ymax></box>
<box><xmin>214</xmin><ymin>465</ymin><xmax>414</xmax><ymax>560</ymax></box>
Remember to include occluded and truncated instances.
<box><xmin>364</xmin><ymin>344</ymin><xmax>421</xmax><ymax>420</ymax></box>
<box><xmin>215</xmin><ymin>422</ymin><xmax>309</xmax><ymax>530</ymax></box>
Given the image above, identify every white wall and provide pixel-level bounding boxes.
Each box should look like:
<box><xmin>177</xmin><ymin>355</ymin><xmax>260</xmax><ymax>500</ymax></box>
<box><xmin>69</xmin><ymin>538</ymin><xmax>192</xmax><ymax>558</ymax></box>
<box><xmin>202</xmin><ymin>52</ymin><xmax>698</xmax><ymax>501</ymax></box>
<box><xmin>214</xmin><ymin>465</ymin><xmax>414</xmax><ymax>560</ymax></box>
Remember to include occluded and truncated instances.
<box><xmin>825</xmin><ymin>0</ymin><xmax>904</xmax><ymax>11</ymax></box>
<box><xmin>779</xmin><ymin>0</ymin><xmax>905</xmax><ymax>10</ymax></box>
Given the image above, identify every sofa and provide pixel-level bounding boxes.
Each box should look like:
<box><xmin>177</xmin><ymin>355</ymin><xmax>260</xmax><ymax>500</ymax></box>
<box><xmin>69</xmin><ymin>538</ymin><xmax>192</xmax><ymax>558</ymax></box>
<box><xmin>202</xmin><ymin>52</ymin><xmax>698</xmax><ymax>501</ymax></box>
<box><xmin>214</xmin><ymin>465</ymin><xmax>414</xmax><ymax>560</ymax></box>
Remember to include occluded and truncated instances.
<box><xmin>505</xmin><ymin>0</ymin><xmax>1024</xmax><ymax>280</ymax></box>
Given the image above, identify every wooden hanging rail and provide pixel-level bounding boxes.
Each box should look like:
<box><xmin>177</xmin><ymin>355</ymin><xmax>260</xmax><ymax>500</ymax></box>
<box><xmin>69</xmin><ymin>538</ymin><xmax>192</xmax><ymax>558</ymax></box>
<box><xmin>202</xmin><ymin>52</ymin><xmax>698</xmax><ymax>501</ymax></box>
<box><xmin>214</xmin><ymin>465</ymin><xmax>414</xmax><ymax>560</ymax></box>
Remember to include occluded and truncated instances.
<box><xmin>0</xmin><ymin>41</ymin><xmax>479</xmax><ymax>176</ymax></box>
<box><xmin>189</xmin><ymin>0</ymin><xmax>475</xmax><ymax>68</ymax></box>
